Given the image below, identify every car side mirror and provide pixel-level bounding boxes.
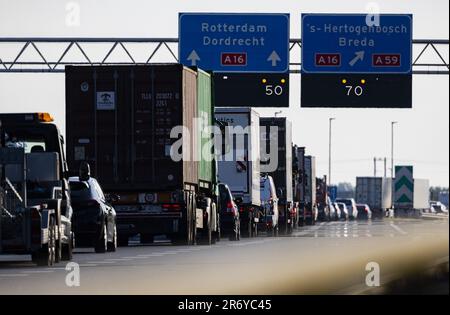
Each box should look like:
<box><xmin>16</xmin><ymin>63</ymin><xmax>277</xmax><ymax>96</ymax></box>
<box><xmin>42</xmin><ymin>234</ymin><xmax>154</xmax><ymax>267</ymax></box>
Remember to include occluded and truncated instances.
<box><xmin>79</xmin><ymin>161</ymin><xmax>91</xmax><ymax>182</ymax></box>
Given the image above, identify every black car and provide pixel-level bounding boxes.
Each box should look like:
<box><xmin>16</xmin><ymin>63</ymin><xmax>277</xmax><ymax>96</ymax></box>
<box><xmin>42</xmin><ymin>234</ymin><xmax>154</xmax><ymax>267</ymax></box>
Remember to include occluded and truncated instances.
<box><xmin>69</xmin><ymin>176</ymin><xmax>117</xmax><ymax>253</ymax></box>
<box><xmin>356</xmin><ymin>204</ymin><xmax>372</xmax><ymax>220</ymax></box>
<box><xmin>218</xmin><ymin>183</ymin><xmax>240</xmax><ymax>241</ymax></box>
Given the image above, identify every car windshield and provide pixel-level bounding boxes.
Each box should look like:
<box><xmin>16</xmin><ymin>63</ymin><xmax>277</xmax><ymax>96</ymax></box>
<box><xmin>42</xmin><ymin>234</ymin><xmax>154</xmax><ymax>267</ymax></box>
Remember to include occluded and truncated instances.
<box><xmin>69</xmin><ymin>181</ymin><xmax>93</xmax><ymax>200</ymax></box>
<box><xmin>357</xmin><ymin>205</ymin><xmax>366</xmax><ymax>211</ymax></box>
<box><xmin>219</xmin><ymin>185</ymin><xmax>231</xmax><ymax>203</ymax></box>
<box><xmin>260</xmin><ymin>177</ymin><xmax>272</xmax><ymax>201</ymax></box>
<box><xmin>337</xmin><ymin>199</ymin><xmax>352</xmax><ymax>207</ymax></box>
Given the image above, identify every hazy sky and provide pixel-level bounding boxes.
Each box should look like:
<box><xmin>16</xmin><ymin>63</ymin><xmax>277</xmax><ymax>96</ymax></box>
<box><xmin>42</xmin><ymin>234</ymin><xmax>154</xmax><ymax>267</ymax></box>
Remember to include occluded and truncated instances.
<box><xmin>0</xmin><ymin>0</ymin><xmax>448</xmax><ymax>186</ymax></box>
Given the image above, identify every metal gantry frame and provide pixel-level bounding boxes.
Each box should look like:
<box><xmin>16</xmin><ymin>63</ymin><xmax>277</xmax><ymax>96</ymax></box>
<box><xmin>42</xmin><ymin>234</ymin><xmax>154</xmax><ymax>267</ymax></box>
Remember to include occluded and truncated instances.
<box><xmin>0</xmin><ymin>37</ymin><xmax>448</xmax><ymax>74</ymax></box>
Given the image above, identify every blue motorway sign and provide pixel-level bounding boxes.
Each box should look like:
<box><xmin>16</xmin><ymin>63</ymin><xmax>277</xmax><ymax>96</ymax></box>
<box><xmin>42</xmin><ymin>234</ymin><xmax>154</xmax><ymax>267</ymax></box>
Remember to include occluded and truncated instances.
<box><xmin>302</xmin><ymin>14</ymin><xmax>412</xmax><ymax>74</ymax></box>
<box><xmin>328</xmin><ymin>185</ymin><xmax>338</xmax><ymax>202</ymax></box>
<box><xmin>179</xmin><ymin>13</ymin><xmax>289</xmax><ymax>73</ymax></box>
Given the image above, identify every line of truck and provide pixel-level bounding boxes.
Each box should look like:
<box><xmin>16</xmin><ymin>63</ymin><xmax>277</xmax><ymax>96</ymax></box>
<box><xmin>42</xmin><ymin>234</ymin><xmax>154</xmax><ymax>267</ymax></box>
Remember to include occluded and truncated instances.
<box><xmin>1</xmin><ymin>64</ymin><xmax>321</xmax><ymax>264</ymax></box>
<box><xmin>1</xmin><ymin>63</ymin><xmax>431</xmax><ymax>266</ymax></box>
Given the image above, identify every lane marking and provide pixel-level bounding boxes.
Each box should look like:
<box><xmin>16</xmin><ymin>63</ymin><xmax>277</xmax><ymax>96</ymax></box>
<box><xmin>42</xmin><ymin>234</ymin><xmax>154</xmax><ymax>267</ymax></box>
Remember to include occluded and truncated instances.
<box><xmin>86</xmin><ymin>261</ymin><xmax>116</xmax><ymax>264</ymax></box>
<box><xmin>134</xmin><ymin>254</ymin><xmax>166</xmax><ymax>257</ymax></box>
<box><xmin>122</xmin><ymin>256</ymin><xmax>140</xmax><ymax>259</ymax></box>
<box><xmin>293</xmin><ymin>223</ymin><xmax>328</xmax><ymax>237</ymax></box>
<box><xmin>22</xmin><ymin>270</ymin><xmax>54</xmax><ymax>274</ymax></box>
<box><xmin>390</xmin><ymin>222</ymin><xmax>408</xmax><ymax>235</ymax></box>
<box><xmin>0</xmin><ymin>273</ymin><xmax>29</xmax><ymax>277</ymax></box>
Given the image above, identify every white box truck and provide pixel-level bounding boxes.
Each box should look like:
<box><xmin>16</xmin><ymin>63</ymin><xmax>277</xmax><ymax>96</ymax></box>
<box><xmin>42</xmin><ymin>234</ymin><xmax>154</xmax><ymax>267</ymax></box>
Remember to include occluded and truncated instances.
<box><xmin>215</xmin><ymin>108</ymin><xmax>261</xmax><ymax>237</ymax></box>
<box><xmin>394</xmin><ymin>178</ymin><xmax>430</xmax><ymax>217</ymax></box>
<box><xmin>413</xmin><ymin>179</ymin><xmax>430</xmax><ymax>211</ymax></box>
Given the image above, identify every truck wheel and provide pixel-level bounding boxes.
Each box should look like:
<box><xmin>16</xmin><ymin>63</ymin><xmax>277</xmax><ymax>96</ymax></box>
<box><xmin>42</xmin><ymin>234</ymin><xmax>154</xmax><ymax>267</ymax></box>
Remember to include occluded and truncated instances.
<box><xmin>118</xmin><ymin>235</ymin><xmax>129</xmax><ymax>247</ymax></box>
<box><xmin>206</xmin><ymin>222</ymin><xmax>212</xmax><ymax>245</ymax></box>
<box><xmin>33</xmin><ymin>216</ymin><xmax>56</xmax><ymax>266</ymax></box>
<box><xmin>140</xmin><ymin>233</ymin><xmax>154</xmax><ymax>244</ymax></box>
<box><xmin>237</xmin><ymin>219</ymin><xmax>241</xmax><ymax>241</ymax></box>
<box><xmin>107</xmin><ymin>225</ymin><xmax>118</xmax><ymax>252</ymax></box>
<box><xmin>287</xmin><ymin>220</ymin><xmax>292</xmax><ymax>235</ymax></box>
<box><xmin>173</xmin><ymin>194</ymin><xmax>195</xmax><ymax>246</ymax></box>
<box><xmin>210</xmin><ymin>203</ymin><xmax>217</xmax><ymax>245</ymax></box>
<box><xmin>252</xmin><ymin>213</ymin><xmax>258</xmax><ymax>237</ymax></box>
<box><xmin>214</xmin><ymin>216</ymin><xmax>221</xmax><ymax>242</ymax></box>
<box><xmin>229</xmin><ymin>219</ymin><xmax>239</xmax><ymax>241</ymax></box>
<box><xmin>55</xmin><ymin>229</ymin><xmax>62</xmax><ymax>263</ymax></box>
<box><xmin>248</xmin><ymin>212</ymin><xmax>253</xmax><ymax>237</ymax></box>
<box><xmin>94</xmin><ymin>223</ymin><xmax>107</xmax><ymax>253</ymax></box>
<box><xmin>62</xmin><ymin>232</ymin><xmax>73</xmax><ymax>261</ymax></box>
<box><xmin>191</xmin><ymin>196</ymin><xmax>197</xmax><ymax>245</ymax></box>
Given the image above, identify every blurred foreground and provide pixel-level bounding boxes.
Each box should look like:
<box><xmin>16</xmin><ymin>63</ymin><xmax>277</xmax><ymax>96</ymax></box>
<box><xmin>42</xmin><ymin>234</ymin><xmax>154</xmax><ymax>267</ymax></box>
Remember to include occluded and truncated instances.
<box><xmin>0</xmin><ymin>217</ymin><xmax>448</xmax><ymax>295</ymax></box>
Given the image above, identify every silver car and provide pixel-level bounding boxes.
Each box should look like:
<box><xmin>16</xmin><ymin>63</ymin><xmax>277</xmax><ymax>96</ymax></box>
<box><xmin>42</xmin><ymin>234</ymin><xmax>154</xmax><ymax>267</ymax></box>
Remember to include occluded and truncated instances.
<box><xmin>335</xmin><ymin>198</ymin><xmax>358</xmax><ymax>220</ymax></box>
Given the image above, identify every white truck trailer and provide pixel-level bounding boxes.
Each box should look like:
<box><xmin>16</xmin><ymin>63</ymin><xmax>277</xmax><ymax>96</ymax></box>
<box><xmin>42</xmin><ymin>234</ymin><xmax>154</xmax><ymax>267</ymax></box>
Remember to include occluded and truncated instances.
<box><xmin>215</xmin><ymin>107</ymin><xmax>261</xmax><ymax>237</ymax></box>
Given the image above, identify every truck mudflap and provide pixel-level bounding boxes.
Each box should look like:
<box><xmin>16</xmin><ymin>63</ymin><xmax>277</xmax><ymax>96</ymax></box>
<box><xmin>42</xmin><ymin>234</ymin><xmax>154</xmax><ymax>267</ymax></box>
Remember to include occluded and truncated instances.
<box><xmin>195</xmin><ymin>208</ymin><xmax>204</xmax><ymax>229</ymax></box>
<box><xmin>40</xmin><ymin>208</ymin><xmax>55</xmax><ymax>245</ymax></box>
<box><xmin>238</xmin><ymin>205</ymin><xmax>259</xmax><ymax>237</ymax></box>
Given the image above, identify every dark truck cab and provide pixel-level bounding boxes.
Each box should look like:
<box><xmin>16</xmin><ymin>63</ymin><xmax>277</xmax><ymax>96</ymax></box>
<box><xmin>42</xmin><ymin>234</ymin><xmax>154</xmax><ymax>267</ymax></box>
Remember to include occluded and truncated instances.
<box><xmin>0</xmin><ymin>113</ymin><xmax>73</xmax><ymax>265</ymax></box>
<box><xmin>260</xmin><ymin>117</ymin><xmax>295</xmax><ymax>235</ymax></box>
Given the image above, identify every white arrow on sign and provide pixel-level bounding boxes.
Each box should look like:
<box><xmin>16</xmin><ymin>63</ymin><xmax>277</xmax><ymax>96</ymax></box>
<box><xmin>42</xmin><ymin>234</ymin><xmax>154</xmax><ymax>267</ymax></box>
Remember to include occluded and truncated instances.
<box><xmin>267</xmin><ymin>50</ymin><xmax>281</xmax><ymax>67</ymax></box>
<box><xmin>349</xmin><ymin>51</ymin><xmax>365</xmax><ymax>67</ymax></box>
<box><xmin>187</xmin><ymin>50</ymin><xmax>200</xmax><ymax>66</ymax></box>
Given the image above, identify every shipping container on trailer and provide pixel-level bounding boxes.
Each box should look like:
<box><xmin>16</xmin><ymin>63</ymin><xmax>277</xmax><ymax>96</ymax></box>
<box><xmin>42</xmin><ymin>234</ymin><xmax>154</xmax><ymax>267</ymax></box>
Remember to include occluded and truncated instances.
<box><xmin>260</xmin><ymin>117</ymin><xmax>294</xmax><ymax>234</ymax></box>
<box><xmin>214</xmin><ymin>107</ymin><xmax>261</xmax><ymax>237</ymax></box>
<box><xmin>292</xmin><ymin>145</ymin><xmax>306</xmax><ymax>226</ymax></box>
<box><xmin>316</xmin><ymin>176</ymin><xmax>328</xmax><ymax>221</ymax></box>
<box><xmin>356</xmin><ymin>177</ymin><xmax>392</xmax><ymax>218</ymax></box>
<box><xmin>192</xmin><ymin>67</ymin><xmax>220</xmax><ymax>244</ymax></box>
<box><xmin>303</xmin><ymin>155</ymin><xmax>317</xmax><ymax>225</ymax></box>
<box><xmin>65</xmin><ymin>64</ymin><xmax>217</xmax><ymax>245</ymax></box>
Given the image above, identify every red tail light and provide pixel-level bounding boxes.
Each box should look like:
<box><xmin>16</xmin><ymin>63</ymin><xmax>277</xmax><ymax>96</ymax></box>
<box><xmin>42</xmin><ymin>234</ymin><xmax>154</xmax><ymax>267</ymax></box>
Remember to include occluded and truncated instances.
<box><xmin>162</xmin><ymin>203</ymin><xmax>181</xmax><ymax>211</ymax></box>
<box><xmin>239</xmin><ymin>206</ymin><xmax>244</xmax><ymax>213</ymax></box>
<box><xmin>226</xmin><ymin>202</ymin><xmax>237</xmax><ymax>215</ymax></box>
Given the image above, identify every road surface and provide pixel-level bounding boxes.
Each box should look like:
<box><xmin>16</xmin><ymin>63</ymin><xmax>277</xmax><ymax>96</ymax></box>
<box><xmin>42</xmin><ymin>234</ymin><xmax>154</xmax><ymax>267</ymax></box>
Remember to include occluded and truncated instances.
<box><xmin>0</xmin><ymin>218</ymin><xmax>448</xmax><ymax>295</ymax></box>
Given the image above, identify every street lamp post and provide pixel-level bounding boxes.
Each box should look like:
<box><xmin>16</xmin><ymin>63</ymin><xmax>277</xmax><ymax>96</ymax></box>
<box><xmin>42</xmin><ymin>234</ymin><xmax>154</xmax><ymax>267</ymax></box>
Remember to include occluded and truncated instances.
<box><xmin>328</xmin><ymin>118</ymin><xmax>336</xmax><ymax>187</ymax></box>
<box><xmin>391</xmin><ymin>121</ymin><xmax>398</xmax><ymax>179</ymax></box>
<box><xmin>390</xmin><ymin>121</ymin><xmax>398</xmax><ymax>214</ymax></box>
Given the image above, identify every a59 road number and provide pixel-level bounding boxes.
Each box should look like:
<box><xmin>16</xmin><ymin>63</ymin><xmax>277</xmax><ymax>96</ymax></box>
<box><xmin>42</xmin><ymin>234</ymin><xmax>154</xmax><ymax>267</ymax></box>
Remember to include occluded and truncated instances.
<box><xmin>345</xmin><ymin>85</ymin><xmax>364</xmax><ymax>97</ymax></box>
